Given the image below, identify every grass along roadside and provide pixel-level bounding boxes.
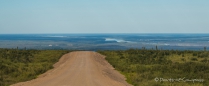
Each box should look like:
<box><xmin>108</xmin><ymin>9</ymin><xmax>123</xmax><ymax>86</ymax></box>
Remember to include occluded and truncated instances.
<box><xmin>0</xmin><ymin>49</ymin><xmax>70</xmax><ymax>86</ymax></box>
<box><xmin>1</xmin><ymin>48</ymin><xmax>208</xmax><ymax>86</ymax></box>
<box><xmin>98</xmin><ymin>49</ymin><xmax>209</xmax><ymax>86</ymax></box>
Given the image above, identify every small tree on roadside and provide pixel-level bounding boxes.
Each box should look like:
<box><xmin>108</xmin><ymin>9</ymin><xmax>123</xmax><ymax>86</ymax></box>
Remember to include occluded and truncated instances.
<box><xmin>156</xmin><ymin>45</ymin><xmax>158</xmax><ymax>50</ymax></box>
<box><xmin>204</xmin><ymin>47</ymin><xmax>206</xmax><ymax>51</ymax></box>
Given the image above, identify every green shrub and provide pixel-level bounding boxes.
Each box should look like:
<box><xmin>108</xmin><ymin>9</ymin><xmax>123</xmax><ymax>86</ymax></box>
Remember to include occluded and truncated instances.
<box><xmin>98</xmin><ymin>49</ymin><xmax>209</xmax><ymax>86</ymax></box>
<box><xmin>0</xmin><ymin>49</ymin><xmax>69</xmax><ymax>86</ymax></box>
<box><xmin>191</xmin><ymin>57</ymin><xmax>198</xmax><ymax>61</ymax></box>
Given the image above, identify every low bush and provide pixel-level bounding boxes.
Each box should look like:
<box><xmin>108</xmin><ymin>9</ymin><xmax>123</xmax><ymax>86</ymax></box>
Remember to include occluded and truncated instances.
<box><xmin>0</xmin><ymin>49</ymin><xmax>69</xmax><ymax>86</ymax></box>
<box><xmin>98</xmin><ymin>49</ymin><xmax>209</xmax><ymax>86</ymax></box>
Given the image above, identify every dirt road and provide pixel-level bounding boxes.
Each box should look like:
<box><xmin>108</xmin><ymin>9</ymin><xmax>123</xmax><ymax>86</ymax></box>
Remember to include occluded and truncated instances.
<box><xmin>12</xmin><ymin>51</ymin><xmax>131</xmax><ymax>86</ymax></box>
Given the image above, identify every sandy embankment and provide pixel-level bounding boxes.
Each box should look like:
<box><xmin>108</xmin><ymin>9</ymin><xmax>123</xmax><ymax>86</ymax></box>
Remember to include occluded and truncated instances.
<box><xmin>12</xmin><ymin>51</ymin><xmax>131</xmax><ymax>86</ymax></box>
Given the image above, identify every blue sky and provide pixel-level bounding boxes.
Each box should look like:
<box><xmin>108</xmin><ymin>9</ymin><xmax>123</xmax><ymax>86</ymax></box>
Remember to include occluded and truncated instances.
<box><xmin>0</xmin><ymin>0</ymin><xmax>209</xmax><ymax>33</ymax></box>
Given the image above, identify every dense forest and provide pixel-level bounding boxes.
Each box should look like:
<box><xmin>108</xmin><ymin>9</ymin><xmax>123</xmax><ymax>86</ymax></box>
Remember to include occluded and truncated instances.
<box><xmin>0</xmin><ymin>48</ymin><xmax>69</xmax><ymax>86</ymax></box>
<box><xmin>98</xmin><ymin>49</ymin><xmax>209</xmax><ymax>86</ymax></box>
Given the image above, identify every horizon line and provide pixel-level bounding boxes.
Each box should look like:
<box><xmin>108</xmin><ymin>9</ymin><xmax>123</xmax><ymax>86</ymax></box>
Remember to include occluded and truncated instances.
<box><xmin>1</xmin><ymin>32</ymin><xmax>209</xmax><ymax>34</ymax></box>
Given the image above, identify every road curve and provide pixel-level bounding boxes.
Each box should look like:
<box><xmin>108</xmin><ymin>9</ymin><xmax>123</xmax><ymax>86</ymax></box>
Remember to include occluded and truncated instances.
<box><xmin>12</xmin><ymin>51</ymin><xmax>131</xmax><ymax>86</ymax></box>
